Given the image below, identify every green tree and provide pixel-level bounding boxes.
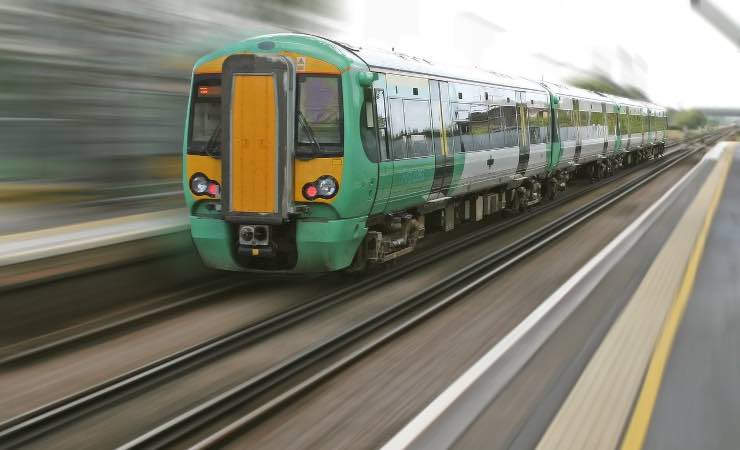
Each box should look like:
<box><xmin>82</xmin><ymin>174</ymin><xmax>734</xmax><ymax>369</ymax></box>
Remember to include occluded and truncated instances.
<box><xmin>568</xmin><ymin>74</ymin><xmax>650</xmax><ymax>101</ymax></box>
<box><xmin>668</xmin><ymin>109</ymin><xmax>708</xmax><ymax>130</ymax></box>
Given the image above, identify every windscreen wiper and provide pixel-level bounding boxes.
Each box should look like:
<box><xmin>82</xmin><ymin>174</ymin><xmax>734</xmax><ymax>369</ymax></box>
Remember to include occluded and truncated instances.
<box><xmin>205</xmin><ymin>122</ymin><xmax>221</xmax><ymax>157</ymax></box>
<box><xmin>297</xmin><ymin>110</ymin><xmax>322</xmax><ymax>155</ymax></box>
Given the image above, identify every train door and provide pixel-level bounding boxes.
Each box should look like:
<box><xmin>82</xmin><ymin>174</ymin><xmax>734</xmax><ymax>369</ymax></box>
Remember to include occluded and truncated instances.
<box><xmin>430</xmin><ymin>80</ymin><xmax>454</xmax><ymax>196</ymax></box>
<box><xmin>620</xmin><ymin>106</ymin><xmax>630</xmax><ymax>151</ymax></box>
<box><xmin>369</xmin><ymin>84</ymin><xmax>393</xmax><ymax>215</ymax></box>
<box><xmin>601</xmin><ymin>103</ymin><xmax>608</xmax><ymax>154</ymax></box>
<box><xmin>573</xmin><ymin>98</ymin><xmax>582</xmax><ymax>163</ymax></box>
<box><xmin>516</xmin><ymin>91</ymin><xmax>530</xmax><ymax>174</ymax></box>
<box><xmin>221</xmin><ymin>54</ymin><xmax>292</xmax><ymax>224</ymax></box>
<box><xmin>383</xmin><ymin>76</ymin><xmax>436</xmax><ymax>212</ymax></box>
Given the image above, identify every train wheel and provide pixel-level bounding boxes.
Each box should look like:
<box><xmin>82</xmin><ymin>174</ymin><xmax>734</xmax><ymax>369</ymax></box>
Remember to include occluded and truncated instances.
<box><xmin>547</xmin><ymin>179</ymin><xmax>557</xmax><ymax>200</ymax></box>
<box><xmin>345</xmin><ymin>238</ymin><xmax>368</xmax><ymax>273</ymax></box>
<box><xmin>510</xmin><ymin>190</ymin><xmax>520</xmax><ymax>214</ymax></box>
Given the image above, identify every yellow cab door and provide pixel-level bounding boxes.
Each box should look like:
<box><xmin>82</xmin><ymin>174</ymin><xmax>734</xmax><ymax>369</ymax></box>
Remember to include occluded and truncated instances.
<box><xmin>230</xmin><ymin>74</ymin><xmax>277</xmax><ymax>213</ymax></box>
<box><xmin>221</xmin><ymin>54</ymin><xmax>293</xmax><ymax>224</ymax></box>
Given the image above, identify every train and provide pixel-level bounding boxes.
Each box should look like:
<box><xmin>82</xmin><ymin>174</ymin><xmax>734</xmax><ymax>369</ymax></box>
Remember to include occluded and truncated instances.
<box><xmin>184</xmin><ymin>33</ymin><xmax>667</xmax><ymax>273</ymax></box>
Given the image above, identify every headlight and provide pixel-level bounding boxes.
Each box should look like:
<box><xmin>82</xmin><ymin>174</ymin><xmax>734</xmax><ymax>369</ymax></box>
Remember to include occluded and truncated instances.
<box><xmin>190</xmin><ymin>173</ymin><xmax>209</xmax><ymax>195</ymax></box>
<box><xmin>302</xmin><ymin>176</ymin><xmax>339</xmax><ymax>201</ymax></box>
<box><xmin>316</xmin><ymin>176</ymin><xmax>338</xmax><ymax>198</ymax></box>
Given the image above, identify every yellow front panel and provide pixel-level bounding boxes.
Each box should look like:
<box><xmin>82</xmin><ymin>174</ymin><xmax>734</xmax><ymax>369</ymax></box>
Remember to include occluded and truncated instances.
<box><xmin>231</xmin><ymin>74</ymin><xmax>277</xmax><ymax>213</ymax></box>
<box><xmin>187</xmin><ymin>154</ymin><xmax>222</xmax><ymax>201</ymax></box>
<box><xmin>294</xmin><ymin>157</ymin><xmax>343</xmax><ymax>204</ymax></box>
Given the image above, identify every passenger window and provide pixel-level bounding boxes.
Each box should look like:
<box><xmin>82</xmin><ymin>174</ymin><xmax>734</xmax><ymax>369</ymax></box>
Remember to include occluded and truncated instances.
<box><xmin>606</xmin><ymin>112</ymin><xmax>617</xmax><ymax>135</ymax></box>
<box><xmin>453</xmin><ymin>103</ymin><xmax>472</xmax><ymax>152</ymax></box>
<box><xmin>620</xmin><ymin>112</ymin><xmax>629</xmax><ymax>135</ymax></box>
<box><xmin>580</xmin><ymin>110</ymin><xmax>590</xmax><ymax>139</ymax></box>
<box><xmin>388</xmin><ymin>98</ymin><xmax>406</xmax><ymax>159</ymax></box>
<box><xmin>470</xmin><ymin>103</ymin><xmax>489</xmax><ymax>151</ymax></box>
<box><xmin>489</xmin><ymin>105</ymin><xmax>505</xmax><ymax>149</ymax></box>
<box><xmin>501</xmin><ymin>106</ymin><xmax>518</xmax><ymax>147</ymax></box>
<box><xmin>445</xmin><ymin>102</ymin><xmax>461</xmax><ymax>153</ymax></box>
<box><xmin>591</xmin><ymin>111</ymin><xmax>603</xmax><ymax>137</ymax></box>
<box><xmin>558</xmin><ymin>108</ymin><xmax>573</xmax><ymax>141</ymax></box>
<box><xmin>528</xmin><ymin>108</ymin><xmax>546</xmax><ymax>145</ymax></box>
<box><xmin>403</xmin><ymin>99</ymin><xmax>433</xmax><ymax>158</ymax></box>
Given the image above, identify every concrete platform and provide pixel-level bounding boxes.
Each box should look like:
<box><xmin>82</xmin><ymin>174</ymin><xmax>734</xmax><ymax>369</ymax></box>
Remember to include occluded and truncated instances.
<box><xmin>382</xmin><ymin>140</ymin><xmax>739</xmax><ymax>450</ymax></box>
<box><xmin>640</xmin><ymin>145</ymin><xmax>740</xmax><ymax>450</ymax></box>
<box><xmin>538</xmin><ymin>142</ymin><xmax>738</xmax><ymax>450</ymax></box>
<box><xmin>0</xmin><ymin>209</ymin><xmax>190</xmax><ymax>290</ymax></box>
<box><xmin>0</xmin><ymin>209</ymin><xmax>188</xmax><ymax>268</ymax></box>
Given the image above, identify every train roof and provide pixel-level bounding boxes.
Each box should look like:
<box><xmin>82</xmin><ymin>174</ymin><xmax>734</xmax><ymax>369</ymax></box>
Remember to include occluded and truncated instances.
<box><xmin>541</xmin><ymin>80</ymin><xmax>667</xmax><ymax>113</ymax></box>
<box><xmin>608</xmin><ymin>94</ymin><xmax>652</xmax><ymax>110</ymax></box>
<box><xmin>539</xmin><ymin>80</ymin><xmax>618</xmax><ymax>104</ymax></box>
<box><xmin>325</xmin><ymin>37</ymin><xmax>547</xmax><ymax>93</ymax></box>
<box><xmin>237</xmin><ymin>34</ymin><xmax>664</xmax><ymax>112</ymax></box>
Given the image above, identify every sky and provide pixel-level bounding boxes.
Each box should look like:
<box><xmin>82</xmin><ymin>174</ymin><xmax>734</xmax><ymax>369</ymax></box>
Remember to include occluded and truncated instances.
<box><xmin>344</xmin><ymin>0</ymin><xmax>740</xmax><ymax>109</ymax></box>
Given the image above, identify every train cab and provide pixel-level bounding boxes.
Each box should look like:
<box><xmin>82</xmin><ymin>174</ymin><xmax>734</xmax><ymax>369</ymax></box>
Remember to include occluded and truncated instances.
<box><xmin>185</xmin><ymin>34</ymin><xmax>375</xmax><ymax>272</ymax></box>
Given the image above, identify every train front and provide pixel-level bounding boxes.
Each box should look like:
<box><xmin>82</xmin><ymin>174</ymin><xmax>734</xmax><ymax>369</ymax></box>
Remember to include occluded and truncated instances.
<box><xmin>184</xmin><ymin>35</ymin><xmax>375</xmax><ymax>272</ymax></box>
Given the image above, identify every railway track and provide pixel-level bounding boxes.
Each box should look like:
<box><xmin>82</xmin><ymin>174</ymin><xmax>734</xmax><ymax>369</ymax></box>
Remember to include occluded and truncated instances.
<box><xmin>0</xmin><ymin>135</ymin><xmax>706</xmax><ymax>368</ymax></box>
<box><xmin>0</xmin><ymin>278</ymin><xmax>248</xmax><ymax>366</ymax></box>
<box><xmin>0</xmin><ymin>132</ymin><xmax>727</xmax><ymax>449</ymax></box>
<box><xmin>122</xmin><ymin>133</ymin><xmax>728</xmax><ymax>449</ymax></box>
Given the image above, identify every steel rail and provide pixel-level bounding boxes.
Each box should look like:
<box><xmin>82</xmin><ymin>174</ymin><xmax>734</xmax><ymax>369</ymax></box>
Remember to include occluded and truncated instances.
<box><xmin>0</xmin><ymin>278</ymin><xmax>247</xmax><ymax>367</ymax></box>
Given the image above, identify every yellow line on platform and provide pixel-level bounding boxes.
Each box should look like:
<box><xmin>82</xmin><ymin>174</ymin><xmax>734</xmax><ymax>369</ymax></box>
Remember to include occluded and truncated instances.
<box><xmin>620</xmin><ymin>149</ymin><xmax>734</xmax><ymax>450</ymax></box>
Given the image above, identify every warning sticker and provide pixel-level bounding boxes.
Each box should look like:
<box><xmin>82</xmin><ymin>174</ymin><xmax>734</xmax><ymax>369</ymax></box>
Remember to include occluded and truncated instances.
<box><xmin>295</xmin><ymin>56</ymin><xmax>306</xmax><ymax>71</ymax></box>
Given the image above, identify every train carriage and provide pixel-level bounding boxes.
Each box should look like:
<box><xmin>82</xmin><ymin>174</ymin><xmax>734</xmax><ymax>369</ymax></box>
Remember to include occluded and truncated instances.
<box><xmin>541</xmin><ymin>82</ymin><xmax>616</xmax><ymax>169</ymax></box>
<box><xmin>608</xmin><ymin>96</ymin><xmax>666</xmax><ymax>162</ymax></box>
<box><xmin>184</xmin><ymin>33</ymin><xmax>665</xmax><ymax>273</ymax></box>
<box><xmin>646</xmin><ymin>103</ymin><xmax>667</xmax><ymax>152</ymax></box>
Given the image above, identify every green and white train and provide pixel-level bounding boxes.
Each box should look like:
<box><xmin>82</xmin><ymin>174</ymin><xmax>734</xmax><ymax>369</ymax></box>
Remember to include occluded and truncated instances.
<box><xmin>184</xmin><ymin>33</ymin><xmax>667</xmax><ymax>273</ymax></box>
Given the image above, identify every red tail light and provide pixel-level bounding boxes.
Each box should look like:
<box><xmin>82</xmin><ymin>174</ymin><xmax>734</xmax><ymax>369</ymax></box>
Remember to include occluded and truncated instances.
<box><xmin>302</xmin><ymin>183</ymin><xmax>319</xmax><ymax>200</ymax></box>
<box><xmin>206</xmin><ymin>181</ymin><xmax>220</xmax><ymax>197</ymax></box>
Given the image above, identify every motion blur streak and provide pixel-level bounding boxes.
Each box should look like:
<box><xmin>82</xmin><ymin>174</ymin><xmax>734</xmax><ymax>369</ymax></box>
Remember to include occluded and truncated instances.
<box><xmin>0</xmin><ymin>0</ymin><xmax>345</xmax><ymax>206</ymax></box>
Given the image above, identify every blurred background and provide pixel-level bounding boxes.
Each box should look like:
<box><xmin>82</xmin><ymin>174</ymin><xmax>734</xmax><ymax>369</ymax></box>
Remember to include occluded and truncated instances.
<box><xmin>0</xmin><ymin>0</ymin><xmax>738</xmax><ymax>232</ymax></box>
